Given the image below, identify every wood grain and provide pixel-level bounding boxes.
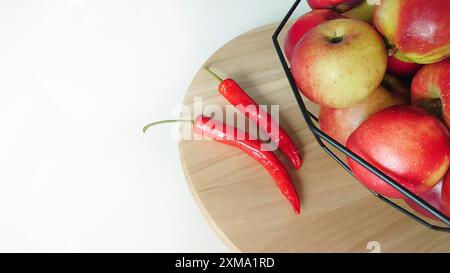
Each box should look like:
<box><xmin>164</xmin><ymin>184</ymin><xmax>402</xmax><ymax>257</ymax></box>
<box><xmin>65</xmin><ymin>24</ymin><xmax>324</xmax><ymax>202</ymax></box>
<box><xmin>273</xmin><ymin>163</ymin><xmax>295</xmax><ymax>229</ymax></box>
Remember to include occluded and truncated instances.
<box><xmin>178</xmin><ymin>23</ymin><xmax>450</xmax><ymax>252</ymax></box>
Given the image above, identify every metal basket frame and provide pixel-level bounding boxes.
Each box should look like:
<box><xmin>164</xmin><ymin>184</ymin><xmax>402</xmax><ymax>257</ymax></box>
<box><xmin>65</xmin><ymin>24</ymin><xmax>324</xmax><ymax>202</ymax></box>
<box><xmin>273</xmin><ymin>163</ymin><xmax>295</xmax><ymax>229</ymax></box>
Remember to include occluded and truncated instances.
<box><xmin>272</xmin><ymin>0</ymin><xmax>450</xmax><ymax>232</ymax></box>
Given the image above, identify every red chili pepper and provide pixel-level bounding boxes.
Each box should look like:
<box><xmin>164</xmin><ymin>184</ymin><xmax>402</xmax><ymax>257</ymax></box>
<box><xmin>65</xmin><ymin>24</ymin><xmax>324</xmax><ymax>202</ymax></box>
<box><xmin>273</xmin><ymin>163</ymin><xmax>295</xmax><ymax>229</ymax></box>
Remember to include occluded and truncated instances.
<box><xmin>143</xmin><ymin>116</ymin><xmax>301</xmax><ymax>214</ymax></box>
<box><xmin>193</xmin><ymin>115</ymin><xmax>300</xmax><ymax>214</ymax></box>
<box><xmin>205</xmin><ymin>68</ymin><xmax>302</xmax><ymax>170</ymax></box>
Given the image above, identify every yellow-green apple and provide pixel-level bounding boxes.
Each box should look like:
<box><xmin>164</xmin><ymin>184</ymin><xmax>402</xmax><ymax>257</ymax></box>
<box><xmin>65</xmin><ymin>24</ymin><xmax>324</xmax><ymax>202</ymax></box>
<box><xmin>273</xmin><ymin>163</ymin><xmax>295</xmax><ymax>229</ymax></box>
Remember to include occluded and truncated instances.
<box><xmin>443</xmin><ymin>172</ymin><xmax>450</xmax><ymax>217</ymax></box>
<box><xmin>387</xmin><ymin>55</ymin><xmax>422</xmax><ymax>78</ymax></box>
<box><xmin>319</xmin><ymin>85</ymin><xmax>406</xmax><ymax>145</ymax></box>
<box><xmin>307</xmin><ymin>0</ymin><xmax>362</xmax><ymax>12</ymax></box>
<box><xmin>405</xmin><ymin>181</ymin><xmax>450</xmax><ymax>221</ymax></box>
<box><xmin>342</xmin><ymin>0</ymin><xmax>375</xmax><ymax>24</ymax></box>
<box><xmin>412</xmin><ymin>59</ymin><xmax>450</xmax><ymax>127</ymax></box>
<box><xmin>374</xmin><ymin>0</ymin><xmax>450</xmax><ymax>64</ymax></box>
<box><xmin>291</xmin><ymin>19</ymin><xmax>387</xmax><ymax>108</ymax></box>
<box><xmin>346</xmin><ymin>106</ymin><xmax>450</xmax><ymax>199</ymax></box>
<box><xmin>284</xmin><ymin>9</ymin><xmax>343</xmax><ymax>64</ymax></box>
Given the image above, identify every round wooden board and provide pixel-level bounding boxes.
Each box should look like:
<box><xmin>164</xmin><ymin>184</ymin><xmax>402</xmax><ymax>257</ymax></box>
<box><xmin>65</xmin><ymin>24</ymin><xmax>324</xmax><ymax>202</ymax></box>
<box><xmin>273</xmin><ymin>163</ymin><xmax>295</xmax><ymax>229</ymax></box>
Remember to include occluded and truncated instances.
<box><xmin>178</xmin><ymin>22</ymin><xmax>450</xmax><ymax>253</ymax></box>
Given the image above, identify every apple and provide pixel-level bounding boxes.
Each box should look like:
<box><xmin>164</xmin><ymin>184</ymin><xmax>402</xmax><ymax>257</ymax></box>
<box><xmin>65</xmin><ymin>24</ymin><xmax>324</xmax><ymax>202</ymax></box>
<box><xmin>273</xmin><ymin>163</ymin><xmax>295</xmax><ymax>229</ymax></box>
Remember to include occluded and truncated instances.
<box><xmin>319</xmin><ymin>85</ymin><xmax>406</xmax><ymax>145</ymax></box>
<box><xmin>319</xmin><ymin>73</ymin><xmax>408</xmax><ymax>145</ymax></box>
<box><xmin>374</xmin><ymin>0</ymin><xmax>450</xmax><ymax>64</ymax></box>
<box><xmin>342</xmin><ymin>0</ymin><xmax>375</xmax><ymax>24</ymax></box>
<box><xmin>411</xmin><ymin>59</ymin><xmax>450</xmax><ymax>127</ymax></box>
<box><xmin>307</xmin><ymin>0</ymin><xmax>362</xmax><ymax>12</ymax></box>
<box><xmin>346</xmin><ymin>106</ymin><xmax>450</xmax><ymax>199</ymax></box>
<box><xmin>284</xmin><ymin>9</ymin><xmax>343</xmax><ymax>64</ymax></box>
<box><xmin>405</xmin><ymin>181</ymin><xmax>449</xmax><ymax>221</ymax></box>
<box><xmin>291</xmin><ymin>18</ymin><xmax>387</xmax><ymax>108</ymax></box>
<box><xmin>387</xmin><ymin>55</ymin><xmax>422</xmax><ymax>78</ymax></box>
<box><xmin>443</xmin><ymin>172</ymin><xmax>450</xmax><ymax>217</ymax></box>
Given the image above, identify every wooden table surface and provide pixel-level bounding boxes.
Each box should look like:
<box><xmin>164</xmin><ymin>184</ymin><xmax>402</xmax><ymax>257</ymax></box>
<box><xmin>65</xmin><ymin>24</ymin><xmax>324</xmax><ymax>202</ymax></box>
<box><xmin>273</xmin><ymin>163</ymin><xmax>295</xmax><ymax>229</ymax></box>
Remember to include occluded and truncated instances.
<box><xmin>178</xmin><ymin>22</ymin><xmax>450</xmax><ymax>253</ymax></box>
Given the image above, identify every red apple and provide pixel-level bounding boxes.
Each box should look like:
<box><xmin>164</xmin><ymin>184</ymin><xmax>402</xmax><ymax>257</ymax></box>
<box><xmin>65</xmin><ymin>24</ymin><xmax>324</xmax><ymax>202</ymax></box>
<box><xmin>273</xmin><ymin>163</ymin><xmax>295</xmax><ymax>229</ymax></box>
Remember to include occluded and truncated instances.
<box><xmin>319</xmin><ymin>85</ymin><xmax>406</xmax><ymax>145</ymax></box>
<box><xmin>284</xmin><ymin>9</ymin><xmax>343</xmax><ymax>64</ymax></box>
<box><xmin>291</xmin><ymin>19</ymin><xmax>387</xmax><ymax>108</ymax></box>
<box><xmin>374</xmin><ymin>0</ymin><xmax>450</xmax><ymax>64</ymax></box>
<box><xmin>346</xmin><ymin>106</ymin><xmax>450</xmax><ymax>199</ymax></box>
<box><xmin>405</xmin><ymin>181</ymin><xmax>449</xmax><ymax>221</ymax></box>
<box><xmin>387</xmin><ymin>55</ymin><xmax>422</xmax><ymax>78</ymax></box>
<box><xmin>411</xmin><ymin>59</ymin><xmax>450</xmax><ymax>127</ymax></box>
<box><xmin>443</xmin><ymin>172</ymin><xmax>450</xmax><ymax>217</ymax></box>
<box><xmin>307</xmin><ymin>0</ymin><xmax>362</xmax><ymax>12</ymax></box>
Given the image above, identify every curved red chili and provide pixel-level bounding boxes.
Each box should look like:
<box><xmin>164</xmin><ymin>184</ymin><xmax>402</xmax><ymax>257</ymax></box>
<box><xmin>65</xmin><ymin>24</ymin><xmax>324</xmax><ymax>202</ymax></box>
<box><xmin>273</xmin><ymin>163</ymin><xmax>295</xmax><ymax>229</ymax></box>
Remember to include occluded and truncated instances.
<box><xmin>205</xmin><ymin>68</ymin><xmax>302</xmax><ymax>169</ymax></box>
<box><xmin>194</xmin><ymin>115</ymin><xmax>300</xmax><ymax>214</ymax></box>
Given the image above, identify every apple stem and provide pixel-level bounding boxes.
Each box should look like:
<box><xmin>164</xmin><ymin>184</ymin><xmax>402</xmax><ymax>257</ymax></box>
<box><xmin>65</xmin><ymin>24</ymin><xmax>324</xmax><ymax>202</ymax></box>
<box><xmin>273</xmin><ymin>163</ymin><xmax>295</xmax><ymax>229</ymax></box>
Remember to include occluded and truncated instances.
<box><xmin>204</xmin><ymin>67</ymin><xmax>224</xmax><ymax>83</ymax></box>
<box><xmin>330</xmin><ymin>36</ymin><xmax>343</xmax><ymax>44</ymax></box>
<box><xmin>143</xmin><ymin>119</ymin><xmax>194</xmax><ymax>133</ymax></box>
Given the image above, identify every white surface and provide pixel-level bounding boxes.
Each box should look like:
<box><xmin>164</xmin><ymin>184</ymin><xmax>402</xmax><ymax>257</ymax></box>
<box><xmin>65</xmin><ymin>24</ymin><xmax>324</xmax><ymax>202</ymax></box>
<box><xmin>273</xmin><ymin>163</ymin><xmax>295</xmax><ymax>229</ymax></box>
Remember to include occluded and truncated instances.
<box><xmin>0</xmin><ymin>0</ymin><xmax>310</xmax><ymax>252</ymax></box>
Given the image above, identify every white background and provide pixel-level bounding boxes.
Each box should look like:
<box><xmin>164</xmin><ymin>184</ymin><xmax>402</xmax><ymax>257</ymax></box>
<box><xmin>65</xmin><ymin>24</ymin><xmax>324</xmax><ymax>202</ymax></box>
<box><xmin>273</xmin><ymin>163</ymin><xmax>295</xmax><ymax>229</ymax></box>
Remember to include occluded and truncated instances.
<box><xmin>0</xmin><ymin>0</ymin><xmax>310</xmax><ymax>252</ymax></box>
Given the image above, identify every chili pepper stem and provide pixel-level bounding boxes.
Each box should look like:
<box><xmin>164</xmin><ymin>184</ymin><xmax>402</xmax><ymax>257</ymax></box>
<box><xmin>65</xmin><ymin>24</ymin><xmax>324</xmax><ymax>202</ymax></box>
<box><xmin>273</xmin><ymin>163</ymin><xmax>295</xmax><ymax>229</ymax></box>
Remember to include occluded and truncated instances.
<box><xmin>143</xmin><ymin>119</ymin><xmax>194</xmax><ymax>133</ymax></box>
<box><xmin>204</xmin><ymin>67</ymin><xmax>224</xmax><ymax>82</ymax></box>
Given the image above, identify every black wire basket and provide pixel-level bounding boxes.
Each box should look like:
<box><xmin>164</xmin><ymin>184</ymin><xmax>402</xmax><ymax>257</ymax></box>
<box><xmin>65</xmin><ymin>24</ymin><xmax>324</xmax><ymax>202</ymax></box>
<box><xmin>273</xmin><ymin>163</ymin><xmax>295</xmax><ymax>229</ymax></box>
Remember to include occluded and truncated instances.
<box><xmin>272</xmin><ymin>0</ymin><xmax>450</xmax><ymax>232</ymax></box>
